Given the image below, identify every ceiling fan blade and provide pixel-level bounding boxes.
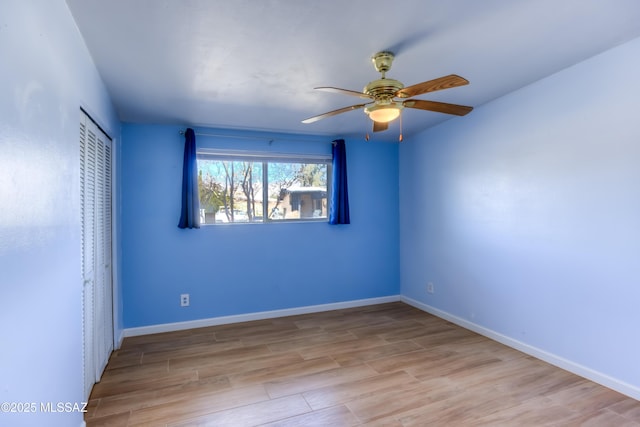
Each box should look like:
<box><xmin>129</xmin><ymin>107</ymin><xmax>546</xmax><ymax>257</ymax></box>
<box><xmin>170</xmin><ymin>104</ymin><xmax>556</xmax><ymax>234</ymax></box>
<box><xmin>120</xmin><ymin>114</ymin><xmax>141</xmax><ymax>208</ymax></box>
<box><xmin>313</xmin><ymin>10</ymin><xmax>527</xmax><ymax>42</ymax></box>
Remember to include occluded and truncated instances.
<box><xmin>396</xmin><ymin>74</ymin><xmax>469</xmax><ymax>99</ymax></box>
<box><xmin>404</xmin><ymin>99</ymin><xmax>473</xmax><ymax>116</ymax></box>
<box><xmin>315</xmin><ymin>87</ymin><xmax>375</xmax><ymax>99</ymax></box>
<box><xmin>302</xmin><ymin>103</ymin><xmax>368</xmax><ymax>124</ymax></box>
<box><xmin>373</xmin><ymin>121</ymin><xmax>389</xmax><ymax>132</ymax></box>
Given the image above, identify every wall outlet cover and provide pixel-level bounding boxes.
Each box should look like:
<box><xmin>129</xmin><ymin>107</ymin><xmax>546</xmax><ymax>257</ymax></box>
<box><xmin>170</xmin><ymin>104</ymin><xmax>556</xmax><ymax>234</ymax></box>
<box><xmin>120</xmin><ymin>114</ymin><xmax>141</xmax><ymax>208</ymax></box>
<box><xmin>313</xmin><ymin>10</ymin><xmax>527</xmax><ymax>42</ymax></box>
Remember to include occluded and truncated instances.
<box><xmin>180</xmin><ymin>294</ymin><xmax>190</xmax><ymax>307</ymax></box>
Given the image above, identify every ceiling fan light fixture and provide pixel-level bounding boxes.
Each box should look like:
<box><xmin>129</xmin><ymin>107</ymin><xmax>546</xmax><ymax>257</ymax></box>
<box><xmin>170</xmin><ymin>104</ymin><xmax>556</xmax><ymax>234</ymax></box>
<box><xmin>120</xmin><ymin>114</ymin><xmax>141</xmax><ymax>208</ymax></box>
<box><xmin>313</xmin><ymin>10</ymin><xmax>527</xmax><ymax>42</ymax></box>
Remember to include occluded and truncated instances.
<box><xmin>366</xmin><ymin>104</ymin><xmax>401</xmax><ymax>123</ymax></box>
<box><xmin>302</xmin><ymin>50</ymin><xmax>472</xmax><ymax>128</ymax></box>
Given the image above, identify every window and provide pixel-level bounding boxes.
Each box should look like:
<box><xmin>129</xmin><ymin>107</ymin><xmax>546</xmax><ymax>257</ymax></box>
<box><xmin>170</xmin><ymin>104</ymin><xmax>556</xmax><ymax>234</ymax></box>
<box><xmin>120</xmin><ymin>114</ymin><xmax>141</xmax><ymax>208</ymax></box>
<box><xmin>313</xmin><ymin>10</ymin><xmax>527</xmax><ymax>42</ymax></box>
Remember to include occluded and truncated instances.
<box><xmin>197</xmin><ymin>150</ymin><xmax>330</xmax><ymax>224</ymax></box>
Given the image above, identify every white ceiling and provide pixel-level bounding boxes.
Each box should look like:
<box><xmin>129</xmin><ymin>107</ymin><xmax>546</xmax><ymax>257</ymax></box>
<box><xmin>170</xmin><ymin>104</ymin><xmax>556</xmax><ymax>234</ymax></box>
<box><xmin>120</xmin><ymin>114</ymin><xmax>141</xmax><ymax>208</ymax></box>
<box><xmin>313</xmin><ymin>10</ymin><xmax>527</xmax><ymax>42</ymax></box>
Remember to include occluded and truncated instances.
<box><xmin>66</xmin><ymin>0</ymin><xmax>640</xmax><ymax>141</ymax></box>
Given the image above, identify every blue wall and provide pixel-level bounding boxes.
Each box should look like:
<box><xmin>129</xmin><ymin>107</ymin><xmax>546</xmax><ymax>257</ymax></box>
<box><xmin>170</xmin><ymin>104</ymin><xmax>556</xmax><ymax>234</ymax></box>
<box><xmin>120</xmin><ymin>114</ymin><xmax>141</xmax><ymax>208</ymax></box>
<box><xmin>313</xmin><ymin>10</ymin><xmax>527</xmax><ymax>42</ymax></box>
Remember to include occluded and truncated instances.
<box><xmin>0</xmin><ymin>1</ymin><xmax>120</xmax><ymax>426</ymax></box>
<box><xmin>121</xmin><ymin>125</ymin><xmax>399</xmax><ymax>328</ymax></box>
<box><xmin>399</xmin><ymin>36</ymin><xmax>640</xmax><ymax>396</ymax></box>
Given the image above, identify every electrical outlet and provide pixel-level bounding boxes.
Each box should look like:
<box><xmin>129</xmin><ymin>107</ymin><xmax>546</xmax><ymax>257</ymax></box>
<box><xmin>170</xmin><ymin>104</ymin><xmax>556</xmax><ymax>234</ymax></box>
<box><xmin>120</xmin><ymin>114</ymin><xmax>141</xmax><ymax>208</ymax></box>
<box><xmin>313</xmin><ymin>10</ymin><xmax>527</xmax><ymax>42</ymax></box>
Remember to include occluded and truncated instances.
<box><xmin>427</xmin><ymin>282</ymin><xmax>434</xmax><ymax>294</ymax></box>
<box><xmin>180</xmin><ymin>293</ymin><xmax>190</xmax><ymax>307</ymax></box>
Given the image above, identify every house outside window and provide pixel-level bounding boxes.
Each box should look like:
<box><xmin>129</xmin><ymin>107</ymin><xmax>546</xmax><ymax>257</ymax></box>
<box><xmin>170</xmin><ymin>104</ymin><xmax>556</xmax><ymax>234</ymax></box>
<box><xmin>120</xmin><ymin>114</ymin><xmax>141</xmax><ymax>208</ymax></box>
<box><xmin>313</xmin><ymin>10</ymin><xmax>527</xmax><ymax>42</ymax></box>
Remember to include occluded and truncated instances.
<box><xmin>197</xmin><ymin>150</ymin><xmax>330</xmax><ymax>224</ymax></box>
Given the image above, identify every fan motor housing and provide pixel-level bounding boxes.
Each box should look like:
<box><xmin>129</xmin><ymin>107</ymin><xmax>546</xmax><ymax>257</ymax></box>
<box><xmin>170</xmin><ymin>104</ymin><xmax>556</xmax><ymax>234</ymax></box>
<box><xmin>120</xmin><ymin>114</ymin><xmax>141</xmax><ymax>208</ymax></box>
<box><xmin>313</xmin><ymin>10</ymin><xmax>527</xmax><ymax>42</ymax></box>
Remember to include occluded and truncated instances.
<box><xmin>364</xmin><ymin>78</ymin><xmax>404</xmax><ymax>101</ymax></box>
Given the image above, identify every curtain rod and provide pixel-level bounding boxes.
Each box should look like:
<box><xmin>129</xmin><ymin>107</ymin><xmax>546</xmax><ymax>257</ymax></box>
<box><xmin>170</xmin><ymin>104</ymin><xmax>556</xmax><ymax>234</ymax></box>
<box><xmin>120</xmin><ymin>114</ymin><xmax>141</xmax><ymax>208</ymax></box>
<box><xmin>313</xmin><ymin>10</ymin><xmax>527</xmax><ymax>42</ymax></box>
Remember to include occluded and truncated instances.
<box><xmin>179</xmin><ymin>129</ymin><xmax>337</xmax><ymax>144</ymax></box>
<box><xmin>179</xmin><ymin>130</ymin><xmax>272</xmax><ymax>142</ymax></box>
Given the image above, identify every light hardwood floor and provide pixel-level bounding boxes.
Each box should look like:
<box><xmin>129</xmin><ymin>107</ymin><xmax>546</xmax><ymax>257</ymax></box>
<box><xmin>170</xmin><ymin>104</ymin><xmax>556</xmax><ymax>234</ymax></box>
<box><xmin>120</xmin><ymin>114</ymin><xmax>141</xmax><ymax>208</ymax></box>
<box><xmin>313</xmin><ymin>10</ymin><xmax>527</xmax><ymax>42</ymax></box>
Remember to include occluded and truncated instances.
<box><xmin>85</xmin><ymin>302</ymin><xmax>640</xmax><ymax>426</ymax></box>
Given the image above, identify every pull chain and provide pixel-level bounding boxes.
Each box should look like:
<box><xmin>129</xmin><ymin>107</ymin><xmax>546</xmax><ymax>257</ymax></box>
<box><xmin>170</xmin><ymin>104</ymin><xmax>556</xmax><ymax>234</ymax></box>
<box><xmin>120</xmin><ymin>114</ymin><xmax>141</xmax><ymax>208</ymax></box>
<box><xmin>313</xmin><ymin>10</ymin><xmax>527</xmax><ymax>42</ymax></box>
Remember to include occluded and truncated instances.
<box><xmin>365</xmin><ymin>115</ymin><xmax>371</xmax><ymax>141</ymax></box>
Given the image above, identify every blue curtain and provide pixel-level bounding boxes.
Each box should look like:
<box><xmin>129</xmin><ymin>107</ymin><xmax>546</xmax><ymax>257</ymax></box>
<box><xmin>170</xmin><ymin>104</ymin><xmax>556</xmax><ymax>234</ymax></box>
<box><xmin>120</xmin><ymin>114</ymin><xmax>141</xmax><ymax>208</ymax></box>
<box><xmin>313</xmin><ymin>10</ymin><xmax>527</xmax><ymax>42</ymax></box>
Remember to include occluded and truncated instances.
<box><xmin>178</xmin><ymin>128</ymin><xmax>200</xmax><ymax>229</ymax></box>
<box><xmin>329</xmin><ymin>139</ymin><xmax>350</xmax><ymax>224</ymax></box>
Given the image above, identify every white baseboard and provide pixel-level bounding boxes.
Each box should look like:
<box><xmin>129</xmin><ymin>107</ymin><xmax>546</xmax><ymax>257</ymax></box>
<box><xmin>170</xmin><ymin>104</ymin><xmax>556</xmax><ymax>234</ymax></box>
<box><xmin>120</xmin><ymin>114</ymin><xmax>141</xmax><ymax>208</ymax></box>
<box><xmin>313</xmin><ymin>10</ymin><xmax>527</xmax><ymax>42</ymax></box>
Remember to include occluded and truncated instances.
<box><xmin>123</xmin><ymin>295</ymin><xmax>401</xmax><ymax>338</ymax></box>
<box><xmin>115</xmin><ymin>329</ymin><xmax>124</xmax><ymax>350</ymax></box>
<box><xmin>401</xmin><ymin>295</ymin><xmax>640</xmax><ymax>401</ymax></box>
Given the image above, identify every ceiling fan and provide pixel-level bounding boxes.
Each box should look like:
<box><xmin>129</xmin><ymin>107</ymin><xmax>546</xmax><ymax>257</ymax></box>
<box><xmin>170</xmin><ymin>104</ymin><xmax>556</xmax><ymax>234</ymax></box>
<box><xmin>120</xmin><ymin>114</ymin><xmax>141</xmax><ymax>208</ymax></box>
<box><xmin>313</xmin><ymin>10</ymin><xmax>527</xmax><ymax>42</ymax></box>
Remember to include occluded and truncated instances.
<box><xmin>302</xmin><ymin>51</ymin><xmax>473</xmax><ymax>133</ymax></box>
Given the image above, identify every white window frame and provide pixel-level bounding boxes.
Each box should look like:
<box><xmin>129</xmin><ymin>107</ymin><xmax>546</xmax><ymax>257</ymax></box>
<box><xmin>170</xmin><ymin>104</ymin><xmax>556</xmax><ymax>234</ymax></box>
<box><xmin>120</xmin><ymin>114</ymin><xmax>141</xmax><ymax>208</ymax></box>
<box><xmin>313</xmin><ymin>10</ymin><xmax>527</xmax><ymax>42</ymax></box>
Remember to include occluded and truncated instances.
<box><xmin>197</xmin><ymin>149</ymin><xmax>332</xmax><ymax>224</ymax></box>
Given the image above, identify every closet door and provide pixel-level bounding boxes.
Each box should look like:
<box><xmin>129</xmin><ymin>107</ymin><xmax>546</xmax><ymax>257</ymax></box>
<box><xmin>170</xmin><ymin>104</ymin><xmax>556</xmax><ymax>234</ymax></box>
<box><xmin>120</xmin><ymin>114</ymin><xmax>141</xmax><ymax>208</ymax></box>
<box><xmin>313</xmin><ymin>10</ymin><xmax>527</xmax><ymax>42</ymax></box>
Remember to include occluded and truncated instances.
<box><xmin>80</xmin><ymin>110</ymin><xmax>114</xmax><ymax>399</ymax></box>
<box><xmin>102</xmin><ymin>138</ymin><xmax>114</xmax><ymax>372</ymax></box>
<box><xmin>80</xmin><ymin>112</ymin><xmax>96</xmax><ymax>399</ymax></box>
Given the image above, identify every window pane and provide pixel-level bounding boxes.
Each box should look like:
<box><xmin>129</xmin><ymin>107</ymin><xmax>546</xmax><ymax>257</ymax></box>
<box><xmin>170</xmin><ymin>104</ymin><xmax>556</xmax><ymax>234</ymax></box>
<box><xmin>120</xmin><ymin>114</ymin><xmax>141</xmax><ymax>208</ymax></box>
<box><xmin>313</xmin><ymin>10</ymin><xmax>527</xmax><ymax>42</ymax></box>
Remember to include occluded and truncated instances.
<box><xmin>267</xmin><ymin>162</ymin><xmax>328</xmax><ymax>221</ymax></box>
<box><xmin>198</xmin><ymin>159</ymin><xmax>264</xmax><ymax>224</ymax></box>
<box><xmin>197</xmin><ymin>155</ymin><xmax>329</xmax><ymax>224</ymax></box>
